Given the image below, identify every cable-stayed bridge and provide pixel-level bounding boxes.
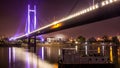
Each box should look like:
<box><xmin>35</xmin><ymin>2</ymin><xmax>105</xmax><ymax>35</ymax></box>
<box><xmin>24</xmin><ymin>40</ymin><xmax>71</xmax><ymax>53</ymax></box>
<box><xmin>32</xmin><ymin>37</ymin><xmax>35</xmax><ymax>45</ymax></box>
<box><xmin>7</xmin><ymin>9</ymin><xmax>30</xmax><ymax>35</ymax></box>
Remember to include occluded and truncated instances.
<box><xmin>10</xmin><ymin>0</ymin><xmax>120</xmax><ymax>48</ymax></box>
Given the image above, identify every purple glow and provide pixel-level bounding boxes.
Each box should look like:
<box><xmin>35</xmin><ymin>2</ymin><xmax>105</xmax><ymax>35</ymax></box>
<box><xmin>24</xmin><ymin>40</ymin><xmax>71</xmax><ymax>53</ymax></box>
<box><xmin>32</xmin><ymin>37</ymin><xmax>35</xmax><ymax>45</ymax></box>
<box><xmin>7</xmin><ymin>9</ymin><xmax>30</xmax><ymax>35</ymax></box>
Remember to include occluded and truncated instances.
<box><xmin>28</xmin><ymin>5</ymin><xmax>30</xmax><ymax>34</ymax></box>
<box><xmin>42</xmin><ymin>47</ymin><xmax>44</xmax><ymax>60</ymax></box>
<box><xmin>32</xmin><ymin>5</ymin><xmax>37</xmax><ymax>30</ymax></box>
<box><xmin>38</xmin><ymin>35</ymin><xmax>44</xmax><ymax>42</ymax></box>
<box><xmin>41</xmin><ymin>38</ymin><xmax>44</xmax><ymax>42</ymax></box>
<box><xmin>9</xmin><ymin>48</ymin><xmax>11</xmax><ymax>64</ymax></box>
<box><xmin>13</xmin><ymin>48</ymin><xmax>15</xmax><ymax>62</ymax></box>
<box><xmin>33</xmin><ymin>60</ymin><xmax>37</xmax><ymax>68</ymax></box>
<box><xmin>38</xmin><ymin>47</ymin><xmax>45</xmax><ymax>60</ymax></box>
<box><xmin>26</xmin><ymin>52</ymin><xmax>30</xmax><ymax>68</ymax></box>
<box><xmin>26</xmin><ymin>4</ymin><xmax>37</xmax><ymax>34</ymax></box>
<box><xmin>9</xmin><ymin>37</ymin><xmax>14</xmax><ymax>41</ymax></box>
<box><xmin>9</xmin><ymin>34</ymin><xmax>21</xmax><ymax>41</ymax></box>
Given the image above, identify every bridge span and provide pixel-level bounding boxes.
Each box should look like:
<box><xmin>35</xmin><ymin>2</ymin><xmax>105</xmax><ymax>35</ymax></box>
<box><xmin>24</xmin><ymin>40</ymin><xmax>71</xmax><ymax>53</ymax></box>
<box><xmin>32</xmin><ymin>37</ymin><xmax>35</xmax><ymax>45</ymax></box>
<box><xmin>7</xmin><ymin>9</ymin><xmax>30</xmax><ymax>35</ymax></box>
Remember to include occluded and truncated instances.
<box><xmin>11</xmin><ymin>0</ymin><xmax>120</xmax><ymax>40</ymax></box>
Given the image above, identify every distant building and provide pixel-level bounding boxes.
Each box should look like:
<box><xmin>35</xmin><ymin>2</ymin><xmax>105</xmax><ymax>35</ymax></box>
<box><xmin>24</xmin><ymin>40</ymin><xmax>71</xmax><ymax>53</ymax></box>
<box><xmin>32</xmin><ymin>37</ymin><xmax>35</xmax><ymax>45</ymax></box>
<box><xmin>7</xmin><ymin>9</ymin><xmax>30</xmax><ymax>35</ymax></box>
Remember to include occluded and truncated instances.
<box><xmin>47</xmin><ymin>37</ymin><xmax>55</xmax><ymax>43</ymax></box>
<box><xmin>117</xmin><ymin>35</ymin><xmax>120</xmax><ymax>42</ymax></box>
<box><xmin>54</xmin><ymin>34</ymin><xmax>67</xmax><ymax>42</ymax></box>
<box><xmin>46</xmin><ymin>34</ymin><xmax>67</xmax><ymax>43</ymax></box>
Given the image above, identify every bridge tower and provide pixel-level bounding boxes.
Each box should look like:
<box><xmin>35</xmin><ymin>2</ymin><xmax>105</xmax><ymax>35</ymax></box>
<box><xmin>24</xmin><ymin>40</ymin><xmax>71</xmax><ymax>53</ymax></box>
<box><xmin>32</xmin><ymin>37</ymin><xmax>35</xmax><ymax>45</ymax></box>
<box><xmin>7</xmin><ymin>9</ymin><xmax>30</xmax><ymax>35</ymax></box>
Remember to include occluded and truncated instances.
<box><xmin>26</xmin><ymin>4</ymin><xmax>37</xmax><ymax>34</ymax></box>
<box><xmin>25</xmin><ymin>4</ymin><xmax>37</xmax><ymax>52</ymax></box>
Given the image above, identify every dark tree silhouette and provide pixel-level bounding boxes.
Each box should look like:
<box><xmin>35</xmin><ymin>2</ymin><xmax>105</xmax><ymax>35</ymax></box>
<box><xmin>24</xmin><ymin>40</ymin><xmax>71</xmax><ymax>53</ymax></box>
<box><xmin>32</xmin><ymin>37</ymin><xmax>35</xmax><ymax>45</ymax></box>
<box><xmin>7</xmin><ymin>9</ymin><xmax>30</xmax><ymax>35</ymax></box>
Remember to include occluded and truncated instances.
<box><xmin>88</xmin><ymin>37</ymin><xmax>96</xmax><ymax>44</ymax></box>
<box><xmin>102</xmin><ymin>35</ymin><xmax>111</xmax><ymax>42</ymax></box>
<box><xmin>112</xmin><ymin>36</ymin><xmax>119</xmax><ymax>45</ymax></box>
<box><xmin>77</xmin><ymin>36</ymin><xmax>86</xmax><ymax>44</ymax></box>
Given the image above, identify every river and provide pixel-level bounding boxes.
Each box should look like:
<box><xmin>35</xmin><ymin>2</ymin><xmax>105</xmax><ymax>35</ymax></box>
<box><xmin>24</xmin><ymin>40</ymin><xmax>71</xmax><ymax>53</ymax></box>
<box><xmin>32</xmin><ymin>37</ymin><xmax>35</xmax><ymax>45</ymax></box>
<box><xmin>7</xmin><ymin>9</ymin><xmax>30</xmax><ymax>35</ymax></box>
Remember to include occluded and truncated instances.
<box><xmin>0</xmin><ymin>45</ymin><xmax>120</xmax><ymax>68</ymax></box>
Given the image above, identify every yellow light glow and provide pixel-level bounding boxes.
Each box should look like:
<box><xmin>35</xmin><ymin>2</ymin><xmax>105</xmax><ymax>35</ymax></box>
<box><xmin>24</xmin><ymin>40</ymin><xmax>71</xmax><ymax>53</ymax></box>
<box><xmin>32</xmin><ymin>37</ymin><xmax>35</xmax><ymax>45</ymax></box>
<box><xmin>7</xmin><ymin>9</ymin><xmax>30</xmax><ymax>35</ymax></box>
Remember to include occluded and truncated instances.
<box><xmin>84</xmin><ymin>10</ymin><xmax>87</xmax><ymax>13</ymax></box>
<box><xmin>97</xmin><ymin>37</ymin><xmax>101</xmax><ymax>41</ymax></box>
<box><xmin>102</xmin><ymin>2</ymin><xmax>105</xmax><ymax>6</ymax></box>
<box><xmin>89</xmin><ymin>7</ymin><xmax>92</xmax><ymax>11</ymax></box>
<box><xmin>105</xmin><ymin>1</ymin><xmax>109</xmax><ymax>4</ymax></box>
<box><xmin>75</xmin><ymin>45</ymin><xmax>78</xmax><ymax>51</ymax></box>
<box><xmin>58</xmin><ymin>49</ymin><xmax>61</xmax><ymax>56</ymax></box>
<box><xmin>110</xmin><ymin>46</ymin><xmax>113</xmax><ymax>63</ymax></box>
<box><xmin>109</xmin><ymin>36</ymin><xmax>112</xmax><ymax>40</ymax></box>
<box><xmin>92</xmin><ymin>6</ymin><xmax>95</xmax><ymax>10</ymax></box>
<box><xmin>87</xmin><ymin>8</ymin><xmax>90</xmax><ymax>12</ymax></box>
<box><xmin>117</xmin><ymin>48</ymin><xmax>120</xmax><ymax>56</ymax></box>
<box><xmin>98</xmin><ymin>47</ymin><xmax>101</xmax><ymax>53</ymax></box>
<box><xmin>95</xmin><ymin>5</ymin><xmax>99</xmax><ymax>8</ymax></box>
<box><xmin>53</xmin><ymin>63</ymin><xmax>58</xmax><ymax>68</ymax></box>
<box><xmin>109</xmin><ymin>0</ymin><xmax>113</xmax><ymax>3</ymax></box>
<box><xmin>51</xmin><ymin>23</ymin><xmax>62</xmax><ymax>29</ymax></box>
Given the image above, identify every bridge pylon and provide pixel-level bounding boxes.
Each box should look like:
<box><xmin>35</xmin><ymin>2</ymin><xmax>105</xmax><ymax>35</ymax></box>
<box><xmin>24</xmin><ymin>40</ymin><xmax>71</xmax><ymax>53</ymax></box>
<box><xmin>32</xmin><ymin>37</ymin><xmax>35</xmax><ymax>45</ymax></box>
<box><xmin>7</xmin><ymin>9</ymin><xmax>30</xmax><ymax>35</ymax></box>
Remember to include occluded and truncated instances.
<box><xmin>26</xmin><ymin>4</ymin><xmax>37</xmax><ymax>34</ymax></box>
<box><xmin>26</xmin><ymin>4</ymin><xmax>37</xmax><ymax>52</ymax></box>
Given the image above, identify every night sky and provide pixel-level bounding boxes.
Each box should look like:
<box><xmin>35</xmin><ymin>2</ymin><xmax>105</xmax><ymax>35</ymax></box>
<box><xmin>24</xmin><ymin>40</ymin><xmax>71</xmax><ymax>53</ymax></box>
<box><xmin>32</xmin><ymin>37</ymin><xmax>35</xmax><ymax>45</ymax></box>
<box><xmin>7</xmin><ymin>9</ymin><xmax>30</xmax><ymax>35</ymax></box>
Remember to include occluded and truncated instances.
<box><xmin>0</xmin><ymin>0</ymin><xmax>120</xmax><ymax>38</ymax></box>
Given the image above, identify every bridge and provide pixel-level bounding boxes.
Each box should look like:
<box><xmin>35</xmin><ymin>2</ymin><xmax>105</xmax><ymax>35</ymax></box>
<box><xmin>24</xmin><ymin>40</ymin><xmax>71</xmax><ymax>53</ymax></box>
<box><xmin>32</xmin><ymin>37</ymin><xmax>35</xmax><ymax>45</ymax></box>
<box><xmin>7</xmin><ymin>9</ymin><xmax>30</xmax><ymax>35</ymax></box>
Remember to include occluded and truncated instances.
<box><xmin>10</xmin><ymin>0</ymin><xmax>120</xmax><ymax>49</ymax></box>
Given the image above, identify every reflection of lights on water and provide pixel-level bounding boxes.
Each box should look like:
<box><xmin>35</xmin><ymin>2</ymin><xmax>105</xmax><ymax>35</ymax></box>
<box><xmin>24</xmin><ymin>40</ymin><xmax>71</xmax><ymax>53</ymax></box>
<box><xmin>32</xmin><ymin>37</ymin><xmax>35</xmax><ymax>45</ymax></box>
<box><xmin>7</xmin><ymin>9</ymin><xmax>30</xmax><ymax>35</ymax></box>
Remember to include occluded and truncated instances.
<box><xmin>13</xmin><ymin>48</ymin><xmax>15</xmax><ymax>62</ymax></box>
<box><xmin>58</xmin><ymin>49</ymin><xmax>61</xmax><ymax>56</ymax></box>
<box><xmin>33</xmin><ymin>54</ymin><xmax>37</xmax><ymax>68</ymax></box>
<box><xmin>85</xmin><ymin>46</ymin><xmax>88</xmax><ymax>55</ymax></box>
<box><xmin>9</xmin><ymin>48</ymin><xmax>11</xmax><ymax>68</ymax></box>
<box><xmin>102</xmin><ymin>46</ymin><xmax>105</xmax><ymax>55</ymax></box>
<box><xmin>9</xmin><ymin>48</ymin><xmax>11</xmax><ymax>63</ymax></box>
<box><xmin>110</xmin><ymin>46</ymin><xmax>113</xmax><ymax>63</ymax></box>
<box><xmin>118</xmin><ymin>48</ymin><xmax>120</xmax><ymax>56</ymax></box>
<box><xmin>26</xmin><ymin>52</ymin><xmax>30</xmax><ymax>68</ymax></box>
<box><xmin>75</xmin><ymin>45</ymin><xmax>78</xmax><ymax>52</ymax></box>
<box><xmin>38</xmin><ymin>47</ymin><xmax>45</xmax><ymax>60</ymax></box>
<box><xmin>42</xmin><ymin>47</ymin><xmax>44</xmax><ymax>60</ymax></box>
<box><xmin>13</xmin><ymin>47</ymin><xmax>53</xmax><ymax>68</ymax></box>
<box><xmin>47</xmin><ymin>47</ymin><xmax>51</xmax><ymax>57</ymax></box>
<box><xmin>97</xmin><ymin>47</ymin><xmax>100</xmax><ymax>54</ymax></box>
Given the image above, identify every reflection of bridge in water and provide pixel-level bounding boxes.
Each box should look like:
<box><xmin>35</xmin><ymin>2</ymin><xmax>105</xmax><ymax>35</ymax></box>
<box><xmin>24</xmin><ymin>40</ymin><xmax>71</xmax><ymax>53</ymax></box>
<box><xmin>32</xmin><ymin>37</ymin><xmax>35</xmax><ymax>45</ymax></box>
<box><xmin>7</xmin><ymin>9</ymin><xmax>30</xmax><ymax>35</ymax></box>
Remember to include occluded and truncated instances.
<box><xmin>1</xmin><ymin>44</ymin><xmax>119</xmax><ymax>68</ymax></box>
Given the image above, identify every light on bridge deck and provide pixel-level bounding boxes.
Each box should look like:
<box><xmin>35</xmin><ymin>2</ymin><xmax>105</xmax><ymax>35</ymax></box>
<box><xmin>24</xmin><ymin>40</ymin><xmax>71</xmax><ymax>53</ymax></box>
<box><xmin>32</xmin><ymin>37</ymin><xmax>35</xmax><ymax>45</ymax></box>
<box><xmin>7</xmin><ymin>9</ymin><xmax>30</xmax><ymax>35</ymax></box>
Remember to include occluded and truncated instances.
<box><xmin>51</xmin><ymin>23</ymin><xmax>62</xmax><ymax>29</ymax></box>
<box><xmin>102</xmin><ymin>0</ymin><xmax>118</xmax><ymax>6</ymax></box>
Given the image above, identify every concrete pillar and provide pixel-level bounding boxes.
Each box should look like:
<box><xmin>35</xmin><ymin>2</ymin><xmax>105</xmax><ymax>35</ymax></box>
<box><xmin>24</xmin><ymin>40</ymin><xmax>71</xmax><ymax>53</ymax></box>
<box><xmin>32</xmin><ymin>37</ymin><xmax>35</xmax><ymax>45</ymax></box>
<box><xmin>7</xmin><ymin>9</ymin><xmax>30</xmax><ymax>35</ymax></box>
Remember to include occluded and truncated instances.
<box><xmin>34</xmin><ymin>35</ymin><xmax>36</xmax><ymax>53</ymax></box>
<box><xmin>28</xmin><ymin>37</ymin><xmax>31</xmax><ymax>49</ymax></box>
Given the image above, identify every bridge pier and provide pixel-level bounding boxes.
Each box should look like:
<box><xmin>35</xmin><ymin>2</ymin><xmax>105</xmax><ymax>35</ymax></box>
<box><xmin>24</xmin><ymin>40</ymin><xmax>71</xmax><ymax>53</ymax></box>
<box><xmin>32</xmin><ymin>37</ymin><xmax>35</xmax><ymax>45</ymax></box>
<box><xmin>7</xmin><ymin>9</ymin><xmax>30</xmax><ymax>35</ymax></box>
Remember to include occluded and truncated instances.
<box><xmin>33</xmin><ymin>35</ymin><xmax>36</xmax><ymax>53</ymax></box>
<box><xmin>27</xmin><ymin>35</ymin><xmax>37</xmax><ymax>53</ymax></box>
<box><xmin>28</xmin><ymin>37</ymin><xmax>31</xmax><ymax>50</ymax></box>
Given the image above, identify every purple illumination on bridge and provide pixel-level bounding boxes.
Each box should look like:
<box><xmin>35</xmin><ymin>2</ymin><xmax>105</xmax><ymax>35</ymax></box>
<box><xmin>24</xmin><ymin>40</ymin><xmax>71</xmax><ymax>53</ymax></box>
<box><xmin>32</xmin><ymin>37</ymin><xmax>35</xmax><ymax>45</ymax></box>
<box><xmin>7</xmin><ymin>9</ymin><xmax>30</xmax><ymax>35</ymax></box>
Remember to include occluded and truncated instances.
<box><xmin>38</xmin><ymin>47</ymin><xmax>45</xmax><ymax>60</ymax></box>
<box><xmin>38</xmin><ymin>35</ymin><xmax>44</xmax><ymax>42</ymax></box>
<box><xmin>26</xmin><ymin>4</ymin><xmax>37</xmax><ymax>34</ymax></box>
